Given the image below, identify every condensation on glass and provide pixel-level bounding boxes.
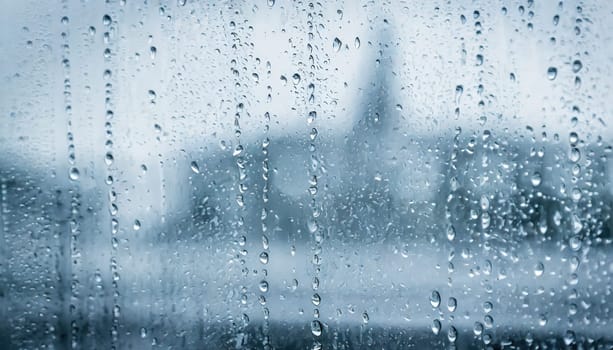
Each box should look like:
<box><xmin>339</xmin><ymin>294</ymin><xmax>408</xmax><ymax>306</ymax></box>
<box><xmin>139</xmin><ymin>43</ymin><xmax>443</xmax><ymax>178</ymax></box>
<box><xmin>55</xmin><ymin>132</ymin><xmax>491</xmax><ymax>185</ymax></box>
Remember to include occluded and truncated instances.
<box><xmin>1</xmin><ymin>1</ymin><xmax>612</xmax><ymax>349</ymax></box>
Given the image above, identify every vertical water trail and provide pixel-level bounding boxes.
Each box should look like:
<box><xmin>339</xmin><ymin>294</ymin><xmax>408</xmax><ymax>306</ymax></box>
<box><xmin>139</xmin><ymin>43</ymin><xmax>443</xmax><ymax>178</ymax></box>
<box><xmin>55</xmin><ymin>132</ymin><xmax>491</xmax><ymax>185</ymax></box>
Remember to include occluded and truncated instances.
<box><xmin>59</xmin><ymin>4</ymin><xmax>82</xmax><ymax>348</ymax></box>
<box><xmin>100</xmin><ymin>8</ymin><xmax>120</xmax><ymax>349</ymax></box>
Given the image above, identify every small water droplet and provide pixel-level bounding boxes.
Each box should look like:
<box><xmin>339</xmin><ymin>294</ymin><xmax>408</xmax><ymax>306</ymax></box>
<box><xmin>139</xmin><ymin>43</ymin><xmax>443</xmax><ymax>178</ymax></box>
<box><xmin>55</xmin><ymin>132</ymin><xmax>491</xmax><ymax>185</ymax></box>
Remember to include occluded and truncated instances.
<box><xmin>564</xmin><ymin>330</ymin><xmax>575</xmax><ymax>346</ymax></box>
<box><xmin>447</xmin><ymin>297</ymin><xmax>457</xmax><ymax>312</ymax></box>
<box><xmin>473</xmin><ymin>322</ymin><xmax>484</xmax><ymax>335</ymax></box>
<box><xmin>362</xmin><ymin>312</ymin><xmax>369</xmax><ymax>324</ymax></box>
<box><xmin>572</xmin><ymin>60</ymin><xmax>582</xmax><ymax>73</ymax></box>
<box><xmin>61</xmin><ymin>16</ymin><xmax>69</xmax><ymax>25</ymax></box>
<box><xmin>455</xmin><ymin>85</ymin><xmax>463</xmax><ymax>104</ymax></box>
<box><xmin>333</xmin><ymin>37</ymin><xmax>342</xmax><ymax>52</ymax></box>
<box><xmin>190</xmin><ymin>161</ymin><xmax>200</xmax><ymax>174</ymax></box>
<box><xmin>538</xmin><ymin>314</ymin><xmax>547</xmax><ymax>326</ymax></box>
<box><xmin>547</xmin><ymin>67</ymin><xmax>557</xmax><ymax>80</ymax></box>
<box><xmin>534</xmin><ymin>262</ymin><xmax>544</xmax><ymax>277</ymax></box>
<box><xmin>177</xmin><ymin>0</ymin><xmax>187</xmax><ymax>6</ymax></box>
<box><xmin>311</xmin><ymin>293</ymin><xmax>321</xmax><ymax>306</ymax></box>
<box><xmin>133</xmin><ymin>219</ymin><xmax>141</xmax><ymax>231</ymax></box>
<box><xmin>150</xmin><ymin>46</ymin><xmax>157</xmax><ymax>59</ymax></box>
<box><xmin>569</xmin><ymin>235</ymin><xmax>582</xmax><ymax>251</ymax></box>
<box><xmin>148</xmin><ymin>89</ymin><xmax>157</xmax><ymax>102</ymax></box>
<box><xmin>446</xmin><ymin>225</ymin><xmax>456</xmax><ymax>242</ymax></box>
<box><xmin>531</xmin><ymin>172</ymin><xmax>542</xmax><ymax>187</ymax></box>
<box><xmin>267</xmin><ymin>0</ymin><xmax>275</xmax><ymax>7</ymax></box>
<box><xmin>354</xmin><ymin>37</ymin><xmax>360</xmax><ymax>49</ymax></box>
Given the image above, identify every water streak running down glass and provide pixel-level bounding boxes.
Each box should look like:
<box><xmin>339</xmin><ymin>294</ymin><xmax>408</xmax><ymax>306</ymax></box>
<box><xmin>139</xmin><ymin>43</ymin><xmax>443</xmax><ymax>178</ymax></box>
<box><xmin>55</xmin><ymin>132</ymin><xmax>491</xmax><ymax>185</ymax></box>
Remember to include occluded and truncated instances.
<box><xmin>1</xmin><ymin>1</ymin><xmax>612</xmax><ymax>349</ymax></box>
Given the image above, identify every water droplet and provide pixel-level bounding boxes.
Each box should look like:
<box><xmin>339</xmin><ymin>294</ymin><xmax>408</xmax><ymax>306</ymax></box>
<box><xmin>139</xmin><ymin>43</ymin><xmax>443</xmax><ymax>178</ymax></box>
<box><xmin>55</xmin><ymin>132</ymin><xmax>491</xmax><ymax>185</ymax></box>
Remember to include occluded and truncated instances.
<box><xmin>534</xmin><ymin>262</ymin><xmax>544</xmax><ymax>277</ymax></box>
<box><xmin>311</xmin><ymin>293</ymin><xmax>321</xmax><ymax>306</ymax></box>
<box><xmin>569</xmin><ymin>147</ymin><xmax>581</xmax><ymax>162</ymax></box>
<box><xmin>572</xmin><ymin>60</ymin><xmax>582</xmax><ymax>73</ymax></box>
<box><xmin>483</xmin><ymin>301</ymin><xmax>493</xmax><ymax>313</ymax></box>
<box><xmin>148</xmin><ymin>89</ymin><xmax>157</xmax><ymax>102</ymax></box>
<box><xmin>69</xmin><ymin>167</ymin><xmax>80</xmax><ymax>181</ymax></box>
<box><xmin>150</xmin><ymin>46</ymin><xmax>157</xmax><ymax>59</ymax></box>
<box><xmin>569</xmin><ymin>235</ymin><xmax>582</xmax><ymax>251</ymax></box>
<box><xmin>553</xmin><ymin>14</ymin><xmax>560</xmax><ymax>26</ymax></box>
<box><xmin>564</xmin><ymin>330</ymin><xmax>575</xmax><ymax>346</ymax></box>
<box><xmin>103</xmin><ymin>14</ymin><xmax>112</xmax><ymax>26</ymax></box>
<box><xmin>538</xmin><ymin>314</ymin><xmax>547</xmax><ymax>326</ymax></box>
<box><xmin>448</xmin><ymin>326</ymin><xmax>457</xmax><ymax>342</ymax></box>
<box><xmin>267</xmin><ymin>0</ymin><xmax>275</xmax><ymax>7</ymax></box>
<box><xmin>259</xmin><ymin>280</ymin><xmax>269</xmax><ymax>293</ymax></box>
<box><xmin>310</xmin><ymin>320</ymin><xmax>322</xmax><ymax>336</ymax></box>
<box><xmin>190</xmin><ymin>161</ymin><xmax>200</xmax><ymax>174</ymax></box>
<box><xmin>362</xmin><ymin>312</ymin><xmax>369</xmax><ymax>324</ymax></box>
<box><xmin>531</xmin><ymin>172</ymin><xmax>542</xmax><ymax>187</ymax></box>
<box><xmin>88</xmin><ymin>26</ymin><xmax>96</xmax><ymax>36</ymax></box>
<box><xmin>354</xmin><ymin>37</ymin><xmax>360</xmax><ymax>49</ymax></box>
<box><xmin>447</xmin><ymin>297</ymin><xmax>457</xmax><ymax>312</ymax></box>
<box><xmin>310</xmin><ymin>128</ymin><xmax>318</xmax><ymax>141</ymax></box>
<box><xmin>547</xmin><ymin>67</ymin><xmax>557</xmax><ymax>80</ymax></box>
<box><xmin>473</xmin><ymin>322</ymin><xmax>484</xmax><ymax>335</ymax></box>
<box><xmin>431</xmin><ymin>319</ymin><xmax>441</xmax><ymax>335</ymax></box>
<box><xmin>105</xmin><ymin>152</ymin><xmax>114</xmax><ymax>166</ymax></box>
<box><xmin>140</xmin><ymin>327</ymin><xmax>147</xmax><ymax>338</ymax></box>
<box><xmin>259</xmin><ymin>252</ymin><xmax>269</xmax><ymax>264</ymax></box>
<box><xmin>61</xmin><ymin>16</ymin><xmax>69</xmax><ymax>25</ymax></box>
<box><xmin>430</xmin><ymin>290</ymin><xmax>441</xmax><ymax>308</ymax></box>
<box><xmin>233</xmin><ymin>145</ymin><xmax>243</xmax><ymax>157</ymax></box>
<box><xmin>454</xmin><ymin>85</ymin><xmax>463</xmax><ymax>105</ymax></box>
<box><xmin>133</xmin><ymin>219</ymin><xmax>141</xmax><ymax>231</ymax></box>
<box><xmin>333</xmin><ymin>37</ymin><xmax>342</xmax><ymax>52</ymax></box>
<box><xmin>292</xmin><ymin>73</ymin><xmax>301</xmax><ymax>85</ymax></box>
<box><xmin>476</xmin><ymin>54</ymin><xmax>483</xmax><ymax>66</ymax></box>
<box><xmin>446</xmin><ymin>225</ymin><xmax>456</xmax><ymax>242</ymax></box>
<box><xmin>177</xmin><ymin>0</ymin><xmax>187</xmax><ymax>6</ymax></box>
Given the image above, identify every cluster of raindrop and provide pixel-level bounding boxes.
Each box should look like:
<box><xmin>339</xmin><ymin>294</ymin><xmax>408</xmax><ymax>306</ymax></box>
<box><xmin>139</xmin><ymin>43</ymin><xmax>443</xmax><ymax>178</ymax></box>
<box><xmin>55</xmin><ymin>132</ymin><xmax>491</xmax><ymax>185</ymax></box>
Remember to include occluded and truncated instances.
<box><xmin>228</xmin><ymin>14</ymin><xmax>250</xmax><ymax>337</ymax></box>
<box><xmin>304</xmin><ymin>4</ymin><xmax>323</xmax><ymax>349</ymax></box>
<box><xmin>259</xmin><ymin>109</ymin><xmax>272</xmax><ymax>349</ymax></box>
<box><xmin>60</xmin><ymin>10</ymin><xmax>83</xmax><ymax>349</ymax></box>
<box><xmin>100</xmin><ymin>11</ymin><xmax>121</xmax><ymax>347</ymax></box>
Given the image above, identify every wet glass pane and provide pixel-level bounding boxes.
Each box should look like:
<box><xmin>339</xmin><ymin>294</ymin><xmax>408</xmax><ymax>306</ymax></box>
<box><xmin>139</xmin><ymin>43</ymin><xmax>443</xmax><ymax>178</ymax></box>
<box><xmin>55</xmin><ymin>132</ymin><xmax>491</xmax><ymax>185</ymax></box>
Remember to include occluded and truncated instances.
<box><xmin>1</xmin><ymin>1</ymin><xmax>612</xmax><ymax>349</ymax></box>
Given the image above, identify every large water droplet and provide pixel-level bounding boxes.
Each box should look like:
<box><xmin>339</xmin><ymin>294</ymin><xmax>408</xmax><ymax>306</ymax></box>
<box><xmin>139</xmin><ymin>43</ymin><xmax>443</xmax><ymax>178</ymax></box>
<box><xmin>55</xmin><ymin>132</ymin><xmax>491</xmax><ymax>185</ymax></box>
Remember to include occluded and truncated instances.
<box><xmin>292</xmin><ymin>73</ymin><xmax>301</xmax><ymax>85</ymax></box>
<box><xmin>69</xmin><ymin>167</ymin><xmax>80</xmax><ymax>181</ymax></box>
<box><xmin>430</xmin><ymin>290</ymin><xmax>441</xmax><ymax>308</ymax></box>
<box><xmin>310</xmin><ymin>320</ymin><xmax>322</xmax><ymax>337</ymax></box>
<box><xmin>431</xmin><ymin>319</ymin><xmax>441</xmax><ymax>335</ymax></box>
<box><xmin>103</xmin><ymin>14</ymin><xmax>112</xmax><ymax>26</ymax></box>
